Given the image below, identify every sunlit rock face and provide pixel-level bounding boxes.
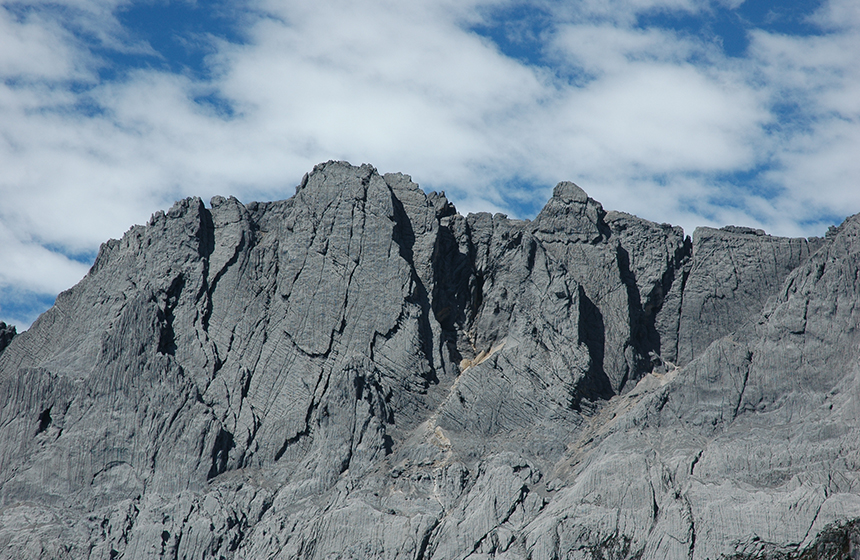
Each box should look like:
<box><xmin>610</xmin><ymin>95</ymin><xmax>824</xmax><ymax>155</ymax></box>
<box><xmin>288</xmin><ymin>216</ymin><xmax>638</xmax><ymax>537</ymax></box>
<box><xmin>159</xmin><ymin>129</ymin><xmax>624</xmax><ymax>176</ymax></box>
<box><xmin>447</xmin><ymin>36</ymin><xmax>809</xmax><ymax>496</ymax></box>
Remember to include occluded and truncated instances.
<box><xmin>1</xmin><ymin>160</ymin><xmax>858</xmax><ymax>560</ymax></box>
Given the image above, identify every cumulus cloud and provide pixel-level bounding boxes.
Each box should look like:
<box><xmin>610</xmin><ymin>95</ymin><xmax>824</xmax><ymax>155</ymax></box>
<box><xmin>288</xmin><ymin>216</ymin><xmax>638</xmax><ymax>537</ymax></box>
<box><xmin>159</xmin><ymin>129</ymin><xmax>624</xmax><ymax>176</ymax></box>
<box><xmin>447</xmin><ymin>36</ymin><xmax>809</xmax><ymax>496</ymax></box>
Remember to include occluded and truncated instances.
<box><xmin>739</xmin><ymin>2</ymin><xmax>860</xmax><ymax>234</ymax></box>
<box><xmin>1</xmin><ymin>0</ymin><xmax>858</xmax><ymax>327</ymax></box>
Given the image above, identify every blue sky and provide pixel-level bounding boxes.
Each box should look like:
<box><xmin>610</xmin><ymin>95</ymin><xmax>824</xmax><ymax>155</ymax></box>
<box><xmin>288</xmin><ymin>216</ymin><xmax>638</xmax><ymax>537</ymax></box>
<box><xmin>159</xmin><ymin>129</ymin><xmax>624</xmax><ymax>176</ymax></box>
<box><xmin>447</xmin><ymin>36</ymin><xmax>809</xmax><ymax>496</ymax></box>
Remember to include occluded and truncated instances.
<box><xmin>1</xmin><ymin>0</ymin><xmax>858</xmax><ymax>329</ymax></box>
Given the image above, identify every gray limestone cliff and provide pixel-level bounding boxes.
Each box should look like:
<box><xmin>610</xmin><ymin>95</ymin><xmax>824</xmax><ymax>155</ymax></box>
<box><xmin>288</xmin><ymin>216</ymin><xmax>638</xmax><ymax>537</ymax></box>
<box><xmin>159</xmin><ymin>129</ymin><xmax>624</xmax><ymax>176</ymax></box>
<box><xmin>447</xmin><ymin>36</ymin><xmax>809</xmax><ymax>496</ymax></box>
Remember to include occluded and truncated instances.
<box><xmin>0</xmin><ymin>161</ymin><xmax>857</xmax><ymax>560</ymax></box>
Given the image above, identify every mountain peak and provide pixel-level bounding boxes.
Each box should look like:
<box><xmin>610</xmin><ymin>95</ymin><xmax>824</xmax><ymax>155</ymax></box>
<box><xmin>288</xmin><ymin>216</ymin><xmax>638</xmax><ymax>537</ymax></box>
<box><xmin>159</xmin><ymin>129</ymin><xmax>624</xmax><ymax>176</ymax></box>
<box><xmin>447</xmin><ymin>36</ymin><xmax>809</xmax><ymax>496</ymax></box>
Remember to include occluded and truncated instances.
<box><xmin>552</xmin><ymin>180</ymin><xmax>589</xmax><ymax>203</ymax></box>
<box><xmin>0</xmin><ymin>162</ymin><xmax>857</xmax><ymax>560</ymax></box>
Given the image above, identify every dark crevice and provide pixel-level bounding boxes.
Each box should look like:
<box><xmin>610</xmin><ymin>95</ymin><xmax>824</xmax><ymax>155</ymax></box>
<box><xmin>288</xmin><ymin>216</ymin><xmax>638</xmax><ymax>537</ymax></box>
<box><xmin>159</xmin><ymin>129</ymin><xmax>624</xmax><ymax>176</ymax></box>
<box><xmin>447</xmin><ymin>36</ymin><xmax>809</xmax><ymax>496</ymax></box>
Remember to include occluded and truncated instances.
<box><xmin>670</xmin><ymin>236</ymin><xmax>693</xmax><ymax>352</ymax></box>
<box><xmin>207</xmin><ymin>428</ymin><xmax>235</xmax><ymax>479</ymax></box>
<box><xmin>0</xmin><ymin>322</ymin><xmax>16</xmax><ymax>356</ymax></box>
<box><xmin>352</xmin><ymin>366</ymin><xmax>395</xmax><ymax>439</ymax></box>
<box><xmin>431</xmin><ymin>218</ymin><xmax>475</xmax><ymax>378</ymax></box>
<box><xmin>596</xmin><ymin>208</ymin><xmax>613</xmax><ymax>242</ymax></box>
<box><xmin>578</xmin><ymin>286</ymin><xmax>614</xmax><ymax>401</ymax></box>
<box><xmin>391</xmin><ymin>192</ymin><xmax>439</xmax><ymax>386</ymax></box>
<box><xmin>690</xmin><ymin>449</ymin><xmax>703</xmax><ymax>476</ymax></box>
<box><xmin>198</xmin><ymin>207</ymin><xmax>216</xmax><ymax>260</ymax></box>
<box><xmin>471</xmin><ymin>271</ymin><xmax>485</xmax><ymax>322</ymax></box>
<box><xmin>415</xmin><ymin>517</ymin><xmax>441</xmax><ymax>560</ymax></box>
<box><xmin>431</xmin><ymin>221</ymin><xmax>472</xmax><ymax>332</ymax></box>
<box><xmin>382</xmin><ymin>434</ymin><xmax>394</xmax><ymax>455</ymax></box>
<box><xmin>36</xmin><ymin>406</ymin><xmax>52</xmax><ymax>435</ymax></box>
<box><xmin>195</xmin><ymin>206</ymin><xmax>215</xmax><ymax>345</ymax></box>
<box><xmin>616</xmin><ymin>244</ymin><xmax>658</xmax><ymax>390</ymax></box>
<box><xmin>157</xmin><ymin>275</ymin><xmax>185</xmax><ymax>356</ymax></box>
<box><xmin>731</xmin><ymin>351</ymin><xmax>753</xmax><ymax>420</ymax></box>
<box><xmin>390</xmin><ymin>195</ymin><xmax>415</xmax><ymax>264</ymax></box>
<box><xmin>525</xmin><ymin>237</ymin><xmax>537</xmax><ymax>271</ymax></box>
<box><xmin>672</xmin><ymin>256</ymin><xmax>693</xmax><ymax>366</ymax></box>
<box><xmin>353</xmin><ymin>374</ymin><xmax>366</xmax><ymax>401</ymax></box>
<box><xmin>684</xmin><ymin>495</ymin><xmax>697</xmax><ymax>560</ymax></box>
<box><xmin>274</xmin><ymin>424</ymin><xmax>308</xmax><ymax>463</ymax></box>
<box><xmin>651</xmin><ymin>236</ymin><xmax>692</xmax><ymax>360</ymax></box>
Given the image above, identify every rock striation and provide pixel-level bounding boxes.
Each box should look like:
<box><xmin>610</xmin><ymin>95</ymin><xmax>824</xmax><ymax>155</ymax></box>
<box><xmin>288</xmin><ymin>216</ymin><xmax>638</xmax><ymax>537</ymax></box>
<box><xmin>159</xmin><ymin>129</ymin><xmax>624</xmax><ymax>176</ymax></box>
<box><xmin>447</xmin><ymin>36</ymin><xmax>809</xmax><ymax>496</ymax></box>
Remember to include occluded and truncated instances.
<box><xmin>0</xmin><ymin>161</ymin><xmax>858</xmax><ymax>559</ymax></box>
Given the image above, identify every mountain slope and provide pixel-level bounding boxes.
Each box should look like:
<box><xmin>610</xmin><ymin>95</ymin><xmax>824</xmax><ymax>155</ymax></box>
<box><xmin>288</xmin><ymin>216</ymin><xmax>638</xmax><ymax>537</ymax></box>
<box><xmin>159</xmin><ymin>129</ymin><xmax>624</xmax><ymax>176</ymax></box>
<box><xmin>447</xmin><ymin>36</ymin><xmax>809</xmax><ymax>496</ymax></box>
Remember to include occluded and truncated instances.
<box><xmin>0</xmin><ymin>161</ymin><xmax>856</xmax><ymax>560</ymax></box>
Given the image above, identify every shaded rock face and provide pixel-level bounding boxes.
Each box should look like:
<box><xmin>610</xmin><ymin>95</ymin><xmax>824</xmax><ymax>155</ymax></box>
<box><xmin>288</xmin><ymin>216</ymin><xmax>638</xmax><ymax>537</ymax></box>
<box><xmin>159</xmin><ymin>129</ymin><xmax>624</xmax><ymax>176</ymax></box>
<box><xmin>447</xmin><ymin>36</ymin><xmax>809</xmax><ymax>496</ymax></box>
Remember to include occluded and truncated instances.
<box><xmin>0</xmin><ymin>322</ymin><xmax>14</xmax><ymax>355</ymax></box>
<box><xmin>0</xmin><ymin>161</ymin><xmax>856</xmax><ymax>560</ymax></box>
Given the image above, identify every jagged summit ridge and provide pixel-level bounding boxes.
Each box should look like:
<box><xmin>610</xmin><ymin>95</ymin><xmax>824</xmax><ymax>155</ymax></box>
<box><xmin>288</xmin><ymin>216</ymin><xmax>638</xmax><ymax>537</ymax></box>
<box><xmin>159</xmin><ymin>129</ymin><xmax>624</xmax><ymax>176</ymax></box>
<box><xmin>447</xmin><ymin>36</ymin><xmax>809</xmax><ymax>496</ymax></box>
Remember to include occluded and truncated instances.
<box><xmin>0</xmin><ymin>161</ymin><xmax>857</xmax><ymax>560</ymax></box>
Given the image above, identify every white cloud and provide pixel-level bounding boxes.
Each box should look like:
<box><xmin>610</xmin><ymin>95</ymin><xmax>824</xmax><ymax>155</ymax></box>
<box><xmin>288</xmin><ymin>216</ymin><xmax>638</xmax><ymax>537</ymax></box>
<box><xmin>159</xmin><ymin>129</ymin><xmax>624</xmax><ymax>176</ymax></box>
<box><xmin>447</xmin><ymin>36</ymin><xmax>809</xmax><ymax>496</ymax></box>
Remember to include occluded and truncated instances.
<box><xmin>810</xmin><ymin>0</ymin><xmax>860</xmax><ymax>31</ymax></box>
<box><xmin>742</xmin><ymin>2</ymin><xmax>860</xmax><ymax>229</ymax></box>
<box><xmin>0</xmin><ymin>222</ymin><xmax>90</xmax><ymax>294</ymax></box>
<box><xmin>1</xmin><ymin>0</ymin><xmax>859</xmax><ymax>328</ymax></box>
<box><xmin>0</xmin><ymin>9</ymin><xmax>80</xmax><ymax>80</ymax></box>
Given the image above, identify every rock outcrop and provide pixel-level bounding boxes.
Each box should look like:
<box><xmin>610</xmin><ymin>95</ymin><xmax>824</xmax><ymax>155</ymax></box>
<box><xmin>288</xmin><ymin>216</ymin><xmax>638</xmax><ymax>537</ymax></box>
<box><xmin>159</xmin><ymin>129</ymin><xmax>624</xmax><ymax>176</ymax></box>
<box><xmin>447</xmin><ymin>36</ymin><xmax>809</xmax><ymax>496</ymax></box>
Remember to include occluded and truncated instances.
<box><xmin>0</xmin><ymin>161</ymin><xmax>857</xmax><ymax>560</ymax></box>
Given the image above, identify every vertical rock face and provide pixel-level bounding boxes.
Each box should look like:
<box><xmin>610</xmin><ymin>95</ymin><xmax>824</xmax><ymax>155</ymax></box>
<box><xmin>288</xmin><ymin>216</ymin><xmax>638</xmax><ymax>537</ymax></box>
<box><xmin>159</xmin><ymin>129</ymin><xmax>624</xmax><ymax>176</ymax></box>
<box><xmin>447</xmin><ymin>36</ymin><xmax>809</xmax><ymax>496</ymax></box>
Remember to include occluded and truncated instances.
<box><xmin>0</xmin><ymin>161</ymin><xmax>856</xmax><ymax>560</ymax></box>
<box><xmin>675</xmin><ymin>226</ymin><xmax>824</xmax><ymax>365</ymax></box>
